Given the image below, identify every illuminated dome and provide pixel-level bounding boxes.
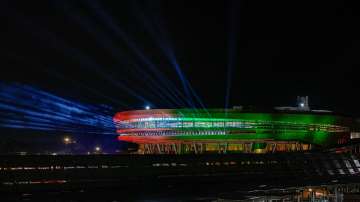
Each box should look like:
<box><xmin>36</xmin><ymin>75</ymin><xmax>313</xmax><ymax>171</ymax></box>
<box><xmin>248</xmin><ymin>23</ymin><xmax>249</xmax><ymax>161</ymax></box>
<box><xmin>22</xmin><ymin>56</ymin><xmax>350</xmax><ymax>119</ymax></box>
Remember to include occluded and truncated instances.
<box><xmin>113</xmin><ymin>109</ymin><xmax>352</xmax><ymax>154</ymax></box>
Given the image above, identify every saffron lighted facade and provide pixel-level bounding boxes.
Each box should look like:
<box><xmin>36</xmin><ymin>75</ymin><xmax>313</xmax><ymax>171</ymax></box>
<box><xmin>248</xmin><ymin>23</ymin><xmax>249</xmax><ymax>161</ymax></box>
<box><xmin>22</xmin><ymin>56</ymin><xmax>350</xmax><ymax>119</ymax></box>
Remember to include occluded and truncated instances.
<box><xmin>113</xmin><ymin>109</ymin><xmax>353</xmax><ymax>154</ymax></box>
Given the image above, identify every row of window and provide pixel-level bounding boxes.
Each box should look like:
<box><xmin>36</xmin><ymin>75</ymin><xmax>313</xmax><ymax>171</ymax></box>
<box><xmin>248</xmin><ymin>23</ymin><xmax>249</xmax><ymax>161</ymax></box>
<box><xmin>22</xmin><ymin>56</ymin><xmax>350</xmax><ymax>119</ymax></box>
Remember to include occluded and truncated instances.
<box><xmin>0</xmin><ymin>165</ymin><xmax>129</xmax><ymax>171</ymax></box>
<box><xmin>116</xmin><ymin>120</ymin><xmax>347</xmax><ymax>132</ymax></box>
<box><xmin>128</xmin><ymin>130</ymin><xmax>227</xmax><ymax>136</ymax></box>
<box><xmin>1</xmin><ymin>160</ymin><xmax>358</xmax><ymax>173</ymax></box>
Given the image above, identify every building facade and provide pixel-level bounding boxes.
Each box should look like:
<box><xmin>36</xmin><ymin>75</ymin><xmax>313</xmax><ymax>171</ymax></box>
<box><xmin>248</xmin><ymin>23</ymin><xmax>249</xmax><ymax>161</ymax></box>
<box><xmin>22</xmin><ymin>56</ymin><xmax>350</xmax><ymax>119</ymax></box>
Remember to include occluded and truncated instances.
<box><xmin>113</xmin><ymin>109</ymin><xmax>353</xmax><ymax>154</ymax></box>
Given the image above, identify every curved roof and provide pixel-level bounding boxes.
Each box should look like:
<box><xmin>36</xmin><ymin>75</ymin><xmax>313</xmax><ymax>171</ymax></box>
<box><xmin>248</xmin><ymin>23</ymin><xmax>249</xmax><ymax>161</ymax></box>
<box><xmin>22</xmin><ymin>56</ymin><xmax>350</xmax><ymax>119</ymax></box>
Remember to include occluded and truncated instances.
<box><xmin>114</xmin><ymin>109</ymin><xmax>352</xmax><ymax>125</ymax></box>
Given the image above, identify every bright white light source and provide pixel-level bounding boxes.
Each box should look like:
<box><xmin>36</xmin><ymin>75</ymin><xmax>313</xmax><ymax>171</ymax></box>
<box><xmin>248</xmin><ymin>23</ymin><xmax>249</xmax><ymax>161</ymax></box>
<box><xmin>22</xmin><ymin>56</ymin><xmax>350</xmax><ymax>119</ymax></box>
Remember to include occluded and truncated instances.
<box><xmin>64</xmin><ymin>137</ymin><xmax>71</xmax><ymax>144</ymax></box>
<box><xmin>95</xmin><ymin>146</ymin><xmax>101</xmax><ymax>152</ymax></box>
<box><xmin>145</xmin><ymin>105</ymin><xmax>150</xmax><ymax>110</ymax></box>
<box><xmin>300</xmin><ymin>103</ymin><xmax>305</xmax><ymax>107</ymax></box>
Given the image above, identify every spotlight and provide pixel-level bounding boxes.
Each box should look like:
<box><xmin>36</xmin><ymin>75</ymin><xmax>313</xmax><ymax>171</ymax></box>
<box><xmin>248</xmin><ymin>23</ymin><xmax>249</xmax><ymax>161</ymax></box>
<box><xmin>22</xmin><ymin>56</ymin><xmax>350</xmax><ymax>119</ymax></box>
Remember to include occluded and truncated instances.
<box><xmin>145</xmin><ymin>105</ymin><xmax>150</xmax><ymax>110</ymax></box>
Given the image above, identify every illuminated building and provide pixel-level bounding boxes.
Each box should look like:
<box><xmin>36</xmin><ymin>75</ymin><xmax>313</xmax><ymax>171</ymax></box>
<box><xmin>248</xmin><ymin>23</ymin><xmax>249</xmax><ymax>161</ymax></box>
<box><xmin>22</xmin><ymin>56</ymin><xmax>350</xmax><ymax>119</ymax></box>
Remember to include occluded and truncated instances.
<box><xmin>113</xmin><ymin>98</ymin><xmax>357</xmax><ymax>154</ymax></box>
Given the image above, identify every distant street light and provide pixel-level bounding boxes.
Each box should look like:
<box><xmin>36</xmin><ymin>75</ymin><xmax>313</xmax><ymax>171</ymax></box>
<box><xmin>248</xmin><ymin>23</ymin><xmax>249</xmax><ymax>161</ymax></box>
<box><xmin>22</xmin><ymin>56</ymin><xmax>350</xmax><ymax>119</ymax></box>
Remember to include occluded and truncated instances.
<box><xmin>63</xmin><ymin>136</ymin><xmax>76</xmax><ymax>155</ymax></box>
<box><xmin>95</xmin><ymin>146</ymin><xmax>101</xmax><ymax>152</ymax></box>
<box><xmin>64</xmin><ymin>137</ymin><xmax>71</xmax><ymax>144</ymax></box>
<box><xmin>63</xmin><ymin>136</ymin><xmax>76</xmax><ymax>144</ymax></box>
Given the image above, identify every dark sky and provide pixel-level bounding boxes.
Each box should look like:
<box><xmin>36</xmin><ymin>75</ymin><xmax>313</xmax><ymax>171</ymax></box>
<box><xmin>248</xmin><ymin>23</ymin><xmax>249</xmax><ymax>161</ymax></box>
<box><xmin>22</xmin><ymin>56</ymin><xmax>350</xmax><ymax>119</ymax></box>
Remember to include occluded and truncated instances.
<box><xmin>1</xmin><ymin>1</ymin><xmax>359</xmax><ymax>115</ymax></box>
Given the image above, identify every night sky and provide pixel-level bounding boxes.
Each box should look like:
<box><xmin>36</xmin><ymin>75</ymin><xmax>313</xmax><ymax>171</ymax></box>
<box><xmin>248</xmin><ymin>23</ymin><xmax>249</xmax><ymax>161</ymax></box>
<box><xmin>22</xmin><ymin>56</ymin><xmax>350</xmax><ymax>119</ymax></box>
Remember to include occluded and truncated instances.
<box><xmin>1</xmin><ymin>1</ymin><xmax>360</xmax><ymax>114</ymax></box>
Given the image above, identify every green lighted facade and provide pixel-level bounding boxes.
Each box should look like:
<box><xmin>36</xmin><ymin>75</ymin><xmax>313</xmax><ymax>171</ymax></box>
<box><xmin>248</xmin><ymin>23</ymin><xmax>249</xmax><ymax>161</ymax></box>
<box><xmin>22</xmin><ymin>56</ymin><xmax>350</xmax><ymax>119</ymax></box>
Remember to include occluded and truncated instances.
<box><xmin>114</xmin><ymin>109</ymin><xmax>352</xmax><ymax>153</ymax></box>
